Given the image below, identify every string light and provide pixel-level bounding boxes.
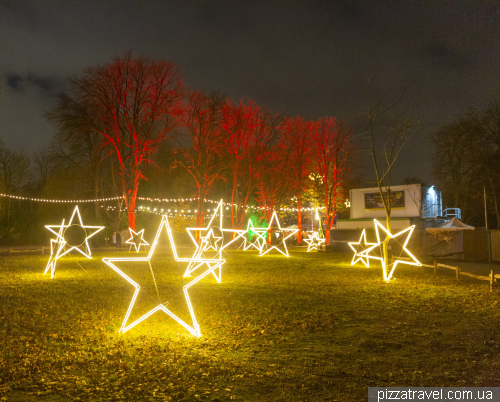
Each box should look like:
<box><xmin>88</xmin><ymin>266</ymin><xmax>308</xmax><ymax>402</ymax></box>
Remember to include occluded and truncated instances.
<box><xmin>0</xmin><ymin>192</ymin><xmax>325</xmax><ymax>211</ymax></box>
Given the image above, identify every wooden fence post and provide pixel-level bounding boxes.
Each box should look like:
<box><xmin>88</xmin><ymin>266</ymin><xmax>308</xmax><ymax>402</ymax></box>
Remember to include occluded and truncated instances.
<box><xmin>41</xmin><ymin>247</ymin><xmax>44</xmax><ymax>255</ymax></box>
<box><xmin>490</xmin><ymin>270</ymin><xmax>494</xmax><ymax>292</ymax></box>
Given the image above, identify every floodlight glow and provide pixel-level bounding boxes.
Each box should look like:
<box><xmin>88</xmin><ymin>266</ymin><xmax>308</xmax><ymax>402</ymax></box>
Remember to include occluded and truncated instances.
<box><xmin>103</xmin><ymin>215</ymin><xmax>225</xmax><ymax>337</ymax></box>
<box><xmin>304</xmin><ymin>232</ymin><xmax>326</xmax><ymax>252</ymax></box>
<box><xmin>125</xmin><ymin>228</ymin><xmax>149</xmax><ymax>252</ymax></box>
<box><xmin>44</xmin><ymin>206</ymin><xmax>104</xmax><ymax>278</ymax></box>
<box><xmin>185</xmin><ymin>200</ymin><xmax>246</xmax><ymax>281</ymax></box>
<box><xmin>348</xmin><ymin>229</ymin><xmax>377</xmax><ymax>267</ymax></box>
<box><xmin>257</xmin><ymin>211</ymin><xmax>298</xmax><ymax>257</ymax></box>
<box><xmin>357</xmin><ymin>220</ymin><xmax>421</xmax><ymax>282</ymax></box>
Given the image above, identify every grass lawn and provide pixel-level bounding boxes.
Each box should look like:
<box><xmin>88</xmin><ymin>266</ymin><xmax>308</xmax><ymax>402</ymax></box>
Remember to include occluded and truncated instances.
<box><xmin>1</xmin><ymin>248</ymin><xmax>500</xmax><ymax>401</ymax></box>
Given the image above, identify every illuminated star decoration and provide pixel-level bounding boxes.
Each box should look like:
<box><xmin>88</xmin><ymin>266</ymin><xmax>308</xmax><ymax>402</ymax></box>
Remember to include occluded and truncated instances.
<box><xmin>304</xmin><ymin>232</ymin><xmax>326</xmax><ymax>252</ymax></box>
<box><xmin>125</xmin><ymin>228</ymin><xmax>149</xmax><ymax>252</ymax></box>
<box><xmin>102</xmin><ymin>215</ymin><xmax>224</xmax><ymax>337</ymax></box>
<box><xmin>45</xmin><ymin>220</ymin><xmax>66</xmax><ymax>278</ymax></box>
<box><xmin>357</xmin><ymin>219</ymin><xmax>421</xmax><ymax>282</ymax></box>
<box><xmin>184</xmin><ymin>200</ymin><xmax>246</xmax><ymax>282</ymax></box>
<box><xmin>345</xmin><ymin>200</ymin><xmax>351</xmax><ymax>208</ymax></box>
<box><xmin>348</xmin><ymin>229</ymin><xmax>377</xmax><ymax>267</ymax></box>
<box><xmin>243</xmin><ymin>219</ymin><xmax>266</xmax><ymax>251</ymax></box>
<box><xmin>258</xmin><ymin>211</ymin><xmax>298</xmax><ymax>257</ymax></box>
<box><xmin>44</xmin><ymin>205</ymin><xmax>104</xmax><ymax>279</ymax></box>
<box><xmin>201</xmin><ymin>228</ymin><xmax>223</xmax><ymax>252</ymax></box>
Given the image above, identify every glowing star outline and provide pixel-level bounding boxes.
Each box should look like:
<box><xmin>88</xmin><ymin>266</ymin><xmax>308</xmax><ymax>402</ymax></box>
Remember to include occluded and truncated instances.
<box><xmin>242</xmin><ymin>219</ymin><xmax>267</xmax><ymax>251</ymax></box>
<box><xmin>258</xmin><ymin>211</ymin><xmax>298</xmax><ymax>257</ymax></box>
<box><xmin>201</xmin><ymin>228</ymin><xmax>222</xmax><ymax>252</ymax></box>
<box><xmin>102</xmin><ymin>215</ymin><xmax>225</xmax><ymax>337</ymax></box>
<box><xmin>44</xmin><ymin>220</ymin><xmax>66</xmax><ymax>278</ymax></box>
<box><xmin>348</xmin><ymin>229</ymin><xmax>378</xmax><ymax>267</ymax></box>
<box><xmin>357</xmin><ymin>219</ymin><xmax>421</xmax><ymax>282</ymax></box>
<box><xmin>44</xmin><ymin>206</ymin><xmax>104</xmax><ymax>278</ymax></box>
<box><xmin>304</xmin><ymin>232</ymin><xmax>326</xmax><ymax>252</ymax></box>
<box><xmin>184</xmin><ymin>200</ymin><xmax>246</xmax><ymax>281</ymax></box>
<box><xmin>125</xmin><ymin>228</ymin><xmax>149</xmax><ymax>252</ymax></box>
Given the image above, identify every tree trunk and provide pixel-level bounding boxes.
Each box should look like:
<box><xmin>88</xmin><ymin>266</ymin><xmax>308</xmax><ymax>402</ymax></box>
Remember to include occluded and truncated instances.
<box><xmin>230</xmin><ymin>168</ymin><xmax>238</xmax><ymax>229</ymax></box>
<box><xmin>488</xmin><ymin>175</ymin><xmax>500</xmax><ymax>229</ymax></box>
<box><xmin>326</xmin><ymin>212</ymin><xmax>333</xmax><ymax>245</ymax></box>
<box><xmin>127</xmin><ymin>209</ymin><xmax>136</xmax><ymax>231</ymax></box>
<box><xmin>383</xmin><ymin>212</ymin><xmax>392</xmax><ymax>277</ymax></box>
<box><xmin>297</xmin><ymin>196</ymin><xmax>302</xmax><ymax>244</ymax></box>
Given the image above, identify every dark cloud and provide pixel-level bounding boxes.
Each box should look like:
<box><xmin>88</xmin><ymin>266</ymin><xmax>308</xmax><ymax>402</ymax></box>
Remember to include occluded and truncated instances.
<box><xmin>4</xmin><ymin>73</ymin><xmax>60</xmax><ymax>94</ymax></box>
<box><xmin>6</xmin><ymin>74</ymin><xmax>22</xmax><ymax>91</ymax></box>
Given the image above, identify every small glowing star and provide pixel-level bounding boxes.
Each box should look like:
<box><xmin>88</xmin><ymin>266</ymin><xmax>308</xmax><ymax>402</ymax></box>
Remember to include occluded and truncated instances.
<box><xmin>125</xmin><ymin>228</ymin><xmax>149</xmax><ymax>252</ymax></box>
<box><xmin>304</xmin><ymin>232</ymin><xmax>326</xmax><ymax>252</ymax></box>
<box><xmin>257</xmin><ymin>211</ymin><xmax>298</xmax><ymax>257</ymax></box>
<box><xmin>348</xmin><ymin>229</ymin><xmax>377</xmax><ymax>267</ymax></box>
<box><xmin>185</xmin><ymin>200</ymin><xmax>246</xmax><ymax>281</ymax></box>
<box><xmin>242</xmin><ymin>219</ymin><xmax>267</xmax><ymax>251</ymax></box>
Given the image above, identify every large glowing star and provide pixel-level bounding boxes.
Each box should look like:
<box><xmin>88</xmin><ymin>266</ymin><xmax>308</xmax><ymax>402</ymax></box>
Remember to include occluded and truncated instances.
<box><xmin>44</xmin><ymin>206</ymin><xmax>104</xmax><ymax>278</ymax></box>
<box><xmin>357</xmin><ymin>220</ymin><xmax>421</xmax><ymax>282</ymax></box>
<box><xmin>304</xmin><ymin>232</ymin><xmax>326</xmax><ymax>252</ymax></box>
<box><xmin>184</xmin><ymin>200</ymin><xmax>246</xmax><ymax>282</ymax></box>
<box><xmin>102</xmin><ymin>215</ymin><xmax>224</xmax><ymax>337</ymax></box>
<box><xmin>125</xmin><ymin>228</ymin><xmax>149</xmax><ymax>252</ymax></box>
<box><xmin>242</xmin><ymin>219</ymin><xmax>266</xmax><ymax>251</ymax></box>
<box><xmin>257</xmin><ymin>211</ymin><xmax>298</xmax><ymax>257</ymax></box>
<box><xmin>348</xmin><ymin>229</ymin><xmax>377</xmax><ymax>267</ymax></box>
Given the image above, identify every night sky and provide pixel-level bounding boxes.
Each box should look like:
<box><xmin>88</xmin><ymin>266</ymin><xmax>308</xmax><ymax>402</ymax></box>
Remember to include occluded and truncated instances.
<box><xmin>1</xmin><ymin>1</ymin><xmax>499</xmax><ymax>186</ymax></box>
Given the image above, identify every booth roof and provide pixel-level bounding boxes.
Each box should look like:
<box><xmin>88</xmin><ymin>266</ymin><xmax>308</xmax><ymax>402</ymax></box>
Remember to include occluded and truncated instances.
<box><xmin>425</xmin><ymin>217</ymin><xmax>474</xmax><ymax>232</ymax></box>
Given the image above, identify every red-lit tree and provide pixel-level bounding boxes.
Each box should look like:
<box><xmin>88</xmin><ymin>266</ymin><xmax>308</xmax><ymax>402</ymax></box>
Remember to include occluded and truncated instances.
<box><xmin>221</xmin><ymin>99</ymin><xmax>281</xmax><ymax>230</ymax></box>
<box><xmin>54</xmin><ymin>54</ymin><xmax>185</xmax><ymax>230</ymax></box>
<box><xmin>176</xmin><ymin>90</ymin><xmax>228</xmax><ymax>227</ymax></box>
<box><xmin>255</xmin><ymin>139</ymin><xmax>294</xmax><ymax>243</ymax></box>
<box><xmin>311</xmin><ymin>117</ymin><xmax>354</xmax><ymax>244</ymax></box>
<box><xmin>280</xmin><ymin>116</ymin><xmax>314</xmax><ymax>244</ymax></box>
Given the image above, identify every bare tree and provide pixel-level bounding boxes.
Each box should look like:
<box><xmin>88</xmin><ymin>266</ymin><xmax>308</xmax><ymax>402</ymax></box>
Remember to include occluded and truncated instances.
<box><xmin>221</xmin><ymin>99</ymin><xmax>282</xmax><ymax>231</ymax></box>
<box><xmin>364</xmin><ymin>83</ymin><xmax>420</xmax><ymax>267</ymax></box>
<box><xmin>176</xmin><ymin>90</ymin><xmax>228</xmax><ymax>227</ymax></box>
<box><xmin>48</xmin><ymin>53</ymin><xmax>185</xmax><ymax>230</ymax></box>
<box><xmin>311</xmin><ymin>117</ymin><xmax>355</xmax><ymax>244</ymax></box>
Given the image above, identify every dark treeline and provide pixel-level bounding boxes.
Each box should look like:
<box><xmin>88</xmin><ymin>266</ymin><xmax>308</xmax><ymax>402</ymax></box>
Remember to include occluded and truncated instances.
<box><xmin>431</xmin><ymin>102</ymin><xmax>500</xmax><ymax>228</ymax></box>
